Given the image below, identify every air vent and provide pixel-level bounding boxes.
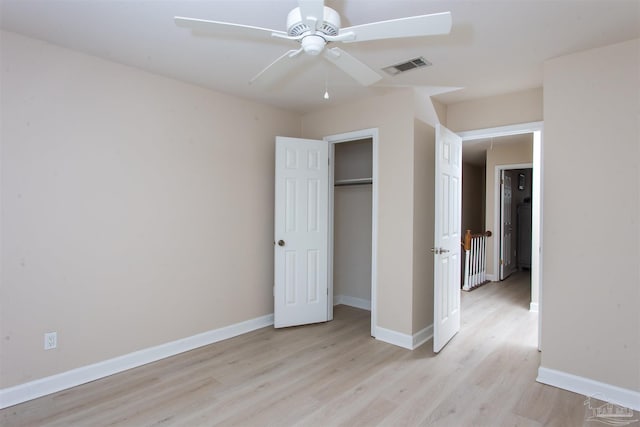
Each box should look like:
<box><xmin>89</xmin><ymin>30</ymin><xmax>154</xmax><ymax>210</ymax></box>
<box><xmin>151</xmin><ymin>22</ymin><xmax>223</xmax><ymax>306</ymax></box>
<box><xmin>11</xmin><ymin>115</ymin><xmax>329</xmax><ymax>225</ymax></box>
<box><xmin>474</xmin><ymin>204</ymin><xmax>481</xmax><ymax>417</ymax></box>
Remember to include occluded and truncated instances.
<box><xmin>382</xmin><ymin>57</ymin><xmax>432</xmax><ymax>76</ymax></box>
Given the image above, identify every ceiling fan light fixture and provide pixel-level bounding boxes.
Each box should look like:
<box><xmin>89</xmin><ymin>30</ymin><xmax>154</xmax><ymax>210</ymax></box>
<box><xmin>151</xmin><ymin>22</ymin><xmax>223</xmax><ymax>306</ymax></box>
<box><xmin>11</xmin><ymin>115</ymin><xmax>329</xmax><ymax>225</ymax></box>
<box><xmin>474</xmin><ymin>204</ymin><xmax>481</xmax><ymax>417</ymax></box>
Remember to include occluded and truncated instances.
<box><xmin>301</xmin><ymin>35</ymin><xmax>326</xmax><ymax>55</ymax></box>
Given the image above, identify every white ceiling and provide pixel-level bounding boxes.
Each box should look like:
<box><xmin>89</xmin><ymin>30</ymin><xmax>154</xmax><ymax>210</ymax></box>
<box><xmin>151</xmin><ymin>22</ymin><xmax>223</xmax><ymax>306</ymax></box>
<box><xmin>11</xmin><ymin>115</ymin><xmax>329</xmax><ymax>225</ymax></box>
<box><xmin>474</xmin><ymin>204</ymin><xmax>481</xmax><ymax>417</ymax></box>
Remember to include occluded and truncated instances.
<box><xmin>1</xmin><ymin>0</ymin><xmax>639</xmax><ymax>113</ymax></box>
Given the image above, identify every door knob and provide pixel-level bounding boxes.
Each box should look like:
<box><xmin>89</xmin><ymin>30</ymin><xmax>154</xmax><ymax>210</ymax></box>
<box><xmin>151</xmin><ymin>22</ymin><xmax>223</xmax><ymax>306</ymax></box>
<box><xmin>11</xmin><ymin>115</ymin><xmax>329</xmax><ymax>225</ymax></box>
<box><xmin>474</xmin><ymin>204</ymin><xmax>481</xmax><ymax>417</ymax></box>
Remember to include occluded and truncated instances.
<box><xmin>430</xmin><ymin>247</ymin><xmax>450</xmax><ymax>254</ymax></box>
<box><xmin>277</xmin><ymin>240</ymin><xmax>285</xmax><ymax>247</ymax></box>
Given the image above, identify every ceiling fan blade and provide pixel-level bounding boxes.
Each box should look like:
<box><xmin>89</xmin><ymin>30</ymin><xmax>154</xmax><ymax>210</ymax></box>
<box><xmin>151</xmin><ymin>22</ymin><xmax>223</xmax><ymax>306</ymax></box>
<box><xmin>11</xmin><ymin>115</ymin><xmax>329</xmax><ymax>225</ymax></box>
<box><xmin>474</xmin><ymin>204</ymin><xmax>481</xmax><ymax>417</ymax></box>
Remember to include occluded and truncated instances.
<box><xmin>298</xmin><ymin>0</ymin><xmax>325</xmax><ymax>31</ymax></box>
<box><xmin>323</xmin><ymin>47</ymin><xmax>382</xmax><ymax>86</ymax></box>
<box><xmin>250</xmin><ymin>49</ymin><xmax>305</xmax><ymax>86</ymax></box>
<box><xmin>175</xmin><ymin>16</ymin><xmax>287</xmax><ymax>39</ymax></box>
<box><xmin>339</xmin><ymin>11</ymin><xmax>452</xmax><ymax>43</ymax></box>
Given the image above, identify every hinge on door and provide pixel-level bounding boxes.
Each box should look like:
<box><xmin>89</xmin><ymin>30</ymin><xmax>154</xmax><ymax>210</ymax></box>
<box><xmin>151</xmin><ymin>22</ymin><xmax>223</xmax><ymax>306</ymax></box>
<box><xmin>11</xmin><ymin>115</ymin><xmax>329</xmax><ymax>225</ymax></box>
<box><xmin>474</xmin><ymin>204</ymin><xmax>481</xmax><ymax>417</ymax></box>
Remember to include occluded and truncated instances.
<box><xmin>500</xmin><ymin>259</ymin><xmax>504</xmax><ymax>265</ymax></box>
<box><xmin>326</xmin><ymin>288</ymin><xmax>329</xmax><ymax>295</ymax></box>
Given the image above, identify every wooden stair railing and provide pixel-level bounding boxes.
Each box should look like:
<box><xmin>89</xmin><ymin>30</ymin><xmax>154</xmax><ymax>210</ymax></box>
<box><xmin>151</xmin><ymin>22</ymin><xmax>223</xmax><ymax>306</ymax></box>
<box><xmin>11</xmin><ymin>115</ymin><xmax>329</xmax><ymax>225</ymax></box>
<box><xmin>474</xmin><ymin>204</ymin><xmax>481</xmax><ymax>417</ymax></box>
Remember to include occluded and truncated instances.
<box><xmin>462</xmin><ymin>229</ymin><xmax>492</xmax><ymax>291</ymax></box>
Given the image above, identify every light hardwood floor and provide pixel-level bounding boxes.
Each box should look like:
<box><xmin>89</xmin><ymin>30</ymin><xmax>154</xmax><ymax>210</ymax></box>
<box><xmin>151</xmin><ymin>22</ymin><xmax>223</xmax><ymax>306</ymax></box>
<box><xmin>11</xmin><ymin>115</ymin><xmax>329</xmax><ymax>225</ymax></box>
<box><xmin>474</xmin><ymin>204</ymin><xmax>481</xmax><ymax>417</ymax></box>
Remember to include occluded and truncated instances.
<box><xmin>2</xmin><ymin>273</ymin><xmax>637</xmax><ymax>426</ymax></box>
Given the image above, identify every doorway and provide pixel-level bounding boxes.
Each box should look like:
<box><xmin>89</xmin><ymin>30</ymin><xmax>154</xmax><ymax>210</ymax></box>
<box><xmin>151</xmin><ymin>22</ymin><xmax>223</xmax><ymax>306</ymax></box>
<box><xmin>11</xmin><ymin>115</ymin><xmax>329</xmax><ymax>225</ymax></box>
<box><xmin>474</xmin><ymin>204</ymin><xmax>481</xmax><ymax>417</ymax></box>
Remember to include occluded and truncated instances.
<box><xmin>332</xmin><ymin>138</ymin><xmax>373</xmax><ymax>316</ymax></box>
<box><xmin>458</xmin><ymin>122</ymin><xmax>543</xmax><ymax>349</ymax></box>
<box><xmin>498</xmin><ymin>166</ymin><xmax>533</xmax><ymax>281</ymax></box>
<box><xmin>325</xmin><ymin>129</ymin><xmax>379</xmax><ymax>337</ymax></box>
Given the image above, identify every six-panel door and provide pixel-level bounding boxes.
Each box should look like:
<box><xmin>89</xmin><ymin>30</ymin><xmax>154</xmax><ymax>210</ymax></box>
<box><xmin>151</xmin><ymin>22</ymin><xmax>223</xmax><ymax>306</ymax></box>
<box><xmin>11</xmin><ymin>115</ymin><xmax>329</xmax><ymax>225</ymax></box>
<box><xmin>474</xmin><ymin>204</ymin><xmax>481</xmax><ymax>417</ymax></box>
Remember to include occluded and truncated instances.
<box><xmin>433</xmin><ymin>124</ymin><xmax>462</xmax><ymax>353</ymax></box>
<box><xmin>274</xmin><ymin>137</ymin><xmax>329</xmax><ymax>328</ymax></box>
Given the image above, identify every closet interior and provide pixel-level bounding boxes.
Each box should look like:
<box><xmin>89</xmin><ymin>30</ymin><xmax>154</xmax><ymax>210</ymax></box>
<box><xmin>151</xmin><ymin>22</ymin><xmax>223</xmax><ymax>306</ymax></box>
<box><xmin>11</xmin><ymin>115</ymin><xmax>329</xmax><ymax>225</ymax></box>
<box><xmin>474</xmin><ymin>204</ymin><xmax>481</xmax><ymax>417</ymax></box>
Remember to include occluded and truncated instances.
<box><xmin>332</xmin><ymin>138</ymin><xmax>373</xmax><ymax>311</ymax></box>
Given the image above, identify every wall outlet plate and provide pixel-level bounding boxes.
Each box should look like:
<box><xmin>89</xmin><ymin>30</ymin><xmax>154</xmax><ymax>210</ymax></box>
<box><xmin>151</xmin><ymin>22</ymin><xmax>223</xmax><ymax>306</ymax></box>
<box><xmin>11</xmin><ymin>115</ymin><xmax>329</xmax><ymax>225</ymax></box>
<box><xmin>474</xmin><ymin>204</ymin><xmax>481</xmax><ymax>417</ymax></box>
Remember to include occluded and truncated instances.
<box><xmin>44</xmin><ymin>332</ymin><xmax>57</xmax><ymax>350</ymax></box>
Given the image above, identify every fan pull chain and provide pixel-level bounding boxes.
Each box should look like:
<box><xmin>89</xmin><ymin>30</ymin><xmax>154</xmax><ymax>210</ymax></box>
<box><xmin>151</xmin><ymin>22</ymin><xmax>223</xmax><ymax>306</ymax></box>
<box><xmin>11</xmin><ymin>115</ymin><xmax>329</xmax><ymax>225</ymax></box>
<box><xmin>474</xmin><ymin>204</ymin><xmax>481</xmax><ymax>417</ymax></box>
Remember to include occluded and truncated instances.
<box><xmin>324</xmin><ymin>75</ymin><xmax>330</xmax><ymax>100</ymax></box>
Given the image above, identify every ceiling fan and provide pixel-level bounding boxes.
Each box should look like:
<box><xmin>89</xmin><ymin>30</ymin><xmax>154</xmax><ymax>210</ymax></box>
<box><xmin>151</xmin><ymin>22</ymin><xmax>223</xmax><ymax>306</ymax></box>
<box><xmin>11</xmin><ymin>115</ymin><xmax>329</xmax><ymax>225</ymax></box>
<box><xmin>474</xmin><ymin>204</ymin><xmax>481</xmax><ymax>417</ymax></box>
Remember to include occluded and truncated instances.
<box><xmin>175</xmin><ymin>0</ymin><xmax>452</xmax><ymax>87</ymax></box>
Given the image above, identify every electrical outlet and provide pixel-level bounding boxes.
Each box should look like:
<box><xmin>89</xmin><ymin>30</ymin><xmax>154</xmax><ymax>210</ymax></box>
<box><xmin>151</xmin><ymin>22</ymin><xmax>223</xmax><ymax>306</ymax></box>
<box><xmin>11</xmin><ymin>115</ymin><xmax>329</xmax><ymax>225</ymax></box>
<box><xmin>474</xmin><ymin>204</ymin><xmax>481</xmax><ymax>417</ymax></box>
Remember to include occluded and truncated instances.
<box><xmin>44</xmin><ymin>332</ymin><xmax>57</xmax><ymax>350</ymax></box>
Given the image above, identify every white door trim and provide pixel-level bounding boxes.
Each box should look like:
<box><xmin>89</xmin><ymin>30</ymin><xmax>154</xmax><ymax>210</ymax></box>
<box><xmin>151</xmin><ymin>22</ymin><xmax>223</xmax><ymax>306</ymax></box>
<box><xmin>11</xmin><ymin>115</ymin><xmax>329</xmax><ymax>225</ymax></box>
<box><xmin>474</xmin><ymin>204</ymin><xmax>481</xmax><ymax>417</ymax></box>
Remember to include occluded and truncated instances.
<box><xmin>457</xmin><ymin>122</ymin><xmax>544</xmax><ymax>140</ymax></box>
<box><xmin>324</xmin><ymin>128</ymin><xmax>379</xmax><ymax>338</ymax></box>
<box><xmin>458</xmin><ymin>121</ymin><xmax>543</xmax><ymax>351</ymax></box>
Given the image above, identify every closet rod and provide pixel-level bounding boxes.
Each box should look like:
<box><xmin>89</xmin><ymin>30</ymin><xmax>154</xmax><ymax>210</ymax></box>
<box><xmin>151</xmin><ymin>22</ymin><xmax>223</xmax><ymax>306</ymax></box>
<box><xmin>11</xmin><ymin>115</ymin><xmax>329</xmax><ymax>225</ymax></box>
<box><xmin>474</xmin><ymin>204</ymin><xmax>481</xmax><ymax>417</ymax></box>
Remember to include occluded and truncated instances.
<box><xmin>334</xmin><ymin>178</ymin><xmax>373</xmax><ymax>187</ymax></box>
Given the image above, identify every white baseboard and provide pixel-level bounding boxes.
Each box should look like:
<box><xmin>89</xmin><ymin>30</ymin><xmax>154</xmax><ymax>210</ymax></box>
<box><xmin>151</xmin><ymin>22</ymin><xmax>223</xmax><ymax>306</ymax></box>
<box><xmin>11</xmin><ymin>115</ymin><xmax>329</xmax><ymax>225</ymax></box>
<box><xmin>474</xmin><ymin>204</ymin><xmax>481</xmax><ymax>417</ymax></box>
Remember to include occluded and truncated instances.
<box><xmin>529</xmin><ymin>302</ymin><xmax>539</xmax><ymax>312</ymax></box>
<box><xmin>412</xmin><ymin>324</ymin><xmax>433</xmax><ymax>349</ymax></box>
<box><xmin>537</xmin><ymin>366</ymin><xmax>640</xmax><ymax>411</ymax></box>
<box><xmin>333</xmin><ymin>294</ymin><xmax>371</xmax><ymax>311</ymax></box>
<box><xmin>486</xmin><ymin>273</ymin><xmax>497</xmax><ymax>282</ymax></box>
<box><xmin>375</xmin><ymin>324</ymin><xmax>433</xmax><ymax>350</ymax></box>
<box><xmin>0</xmin><ymin>313</ymin><xmax>274</xmax><ymax>409</ymax></box>
<box><xmin>375</xmin><ymin>326</ymin><xmax>413</xmax><ymax>349</ymax></box>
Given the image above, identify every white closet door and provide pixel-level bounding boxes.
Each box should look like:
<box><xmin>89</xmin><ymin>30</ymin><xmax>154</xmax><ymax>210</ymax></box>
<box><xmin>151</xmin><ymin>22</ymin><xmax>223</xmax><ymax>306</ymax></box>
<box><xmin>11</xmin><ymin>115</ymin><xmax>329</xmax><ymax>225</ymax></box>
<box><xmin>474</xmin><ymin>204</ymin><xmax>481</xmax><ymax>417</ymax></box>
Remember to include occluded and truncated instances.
<box><xmin>274</xmin><ymin>137</ymin><xmax>329</xmax><ymax>328</ymax></box>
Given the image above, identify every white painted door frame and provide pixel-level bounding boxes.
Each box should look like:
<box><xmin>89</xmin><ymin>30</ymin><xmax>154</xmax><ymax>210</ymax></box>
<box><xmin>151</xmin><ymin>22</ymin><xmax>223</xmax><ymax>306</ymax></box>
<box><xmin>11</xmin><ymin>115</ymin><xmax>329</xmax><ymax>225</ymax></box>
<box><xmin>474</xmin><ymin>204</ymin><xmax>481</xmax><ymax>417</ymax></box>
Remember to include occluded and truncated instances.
<box><xmin>458</xmin><ymin>122</ymin><xmax>543</xmax><ymax>350</ymax></box>
<box><xmin>324</xmin><ymin>128</ymin><xmax>379</xmax><ymax>338</ymax></box>
<box><xmin>497</xmin><ymin>164</ymin><xmax>532</xmax><ymax>280</ymax></box>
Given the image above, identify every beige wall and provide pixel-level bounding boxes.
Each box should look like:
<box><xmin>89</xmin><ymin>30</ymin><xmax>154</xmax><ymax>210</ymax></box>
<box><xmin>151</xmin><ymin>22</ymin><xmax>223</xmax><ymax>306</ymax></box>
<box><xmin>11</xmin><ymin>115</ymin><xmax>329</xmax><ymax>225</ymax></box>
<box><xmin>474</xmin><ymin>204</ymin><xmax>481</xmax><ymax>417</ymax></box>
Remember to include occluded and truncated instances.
<box><xmin>0</xmin><ymin>32</ymin><xmax>301</xmax><ymax>388</ymax></box>
<box><xmin>462</xmin><ymin>162</ymin><xmax>485</xmax><ymax>234</ymax></box>
<box><xmin>484</xmin><ymin>136</ymin><xmax>533</xmax><ymax>278</ymax></box>
<box><xmin>302</xmin><ymin>89</ymin><xmax>416</xmax><ymax>335</ymax></box>
<box><xmin>412</xmin><ymin>120</ymin><xmax>435</xmax><ymax>333</ymax></box>
<box><xmin>333</xmin><ymin>185</ymin><xmax>372</xmax><ymax>302</ymax></box>
<box><xmin>304</xmin><ymin>93</ymin><xmax>442</xmax><ymax>338</ymax></box>
<box><xmin>541</xmin><ymin>38</ymin><xmax>640</xmax><ymax>391</ymax></box>
<box><xmin>413</xmin><ymin>89</ymin><xmax>445</xmax><ymax>128</ymax></box>
<box><xmin>432</xmin><ymin>99</ymin><xmax>447</xmax><ymax>126</ymax></box>
<box><xmin>446</xmin><ymin>88</ymin><xmax>543</xmax><ymax>133</ymax></box>
<box><xmin>333</xmin><ymin>140</ymin><xmax>373</xmax><ymax>302</ymax></box>
<box><xmin>333</xmin><ymin>139</ymin><xmax>372</xmax><ymax>183</ymax></box>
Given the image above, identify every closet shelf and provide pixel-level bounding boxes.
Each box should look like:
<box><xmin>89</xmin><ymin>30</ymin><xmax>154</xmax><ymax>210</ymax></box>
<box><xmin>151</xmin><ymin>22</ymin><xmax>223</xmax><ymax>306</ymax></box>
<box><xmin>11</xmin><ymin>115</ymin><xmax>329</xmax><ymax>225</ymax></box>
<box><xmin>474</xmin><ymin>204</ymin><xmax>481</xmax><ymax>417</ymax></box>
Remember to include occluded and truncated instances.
<box><xmin>334</xmin><ymin>177</ymin><xmax>373</xmax><ymax>187</ymax></box>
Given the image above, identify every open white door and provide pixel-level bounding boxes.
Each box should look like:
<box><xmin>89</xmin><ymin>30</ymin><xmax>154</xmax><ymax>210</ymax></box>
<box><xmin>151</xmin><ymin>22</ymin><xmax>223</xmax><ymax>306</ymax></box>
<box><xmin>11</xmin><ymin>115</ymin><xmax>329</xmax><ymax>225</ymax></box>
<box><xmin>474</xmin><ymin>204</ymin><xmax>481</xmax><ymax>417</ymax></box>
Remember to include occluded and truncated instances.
<box><xmin>433</xmin><ymin>124</ymin><xmax>462</xmax><ymax>353</ymax></box>
<box><xmin>274</xmin><ymin>136</ymin><xmax>329</xmax><ymax>328</ymax></box>
<box><xmin>500</xmin><ymin>171</ymin><xmax>516</xmax><ymax>279</ymax></box>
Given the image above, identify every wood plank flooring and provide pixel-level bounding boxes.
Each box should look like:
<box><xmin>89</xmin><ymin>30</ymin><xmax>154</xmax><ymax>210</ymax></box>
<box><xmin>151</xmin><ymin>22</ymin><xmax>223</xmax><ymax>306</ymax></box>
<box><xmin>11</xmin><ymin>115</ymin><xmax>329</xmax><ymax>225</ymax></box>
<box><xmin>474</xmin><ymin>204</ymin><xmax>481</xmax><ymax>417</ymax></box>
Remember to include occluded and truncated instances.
<box><xmin>2</xmin><ymin>273</ymin><xmax>638</xmax><ymax>426</ymax></box>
